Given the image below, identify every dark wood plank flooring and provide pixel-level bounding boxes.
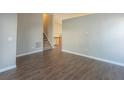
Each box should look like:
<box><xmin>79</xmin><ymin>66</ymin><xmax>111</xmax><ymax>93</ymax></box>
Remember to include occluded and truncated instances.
<box><xmin>0</xmin><ymin>48</ymin><xmax>124</xmax><ymax>80</ymax></box>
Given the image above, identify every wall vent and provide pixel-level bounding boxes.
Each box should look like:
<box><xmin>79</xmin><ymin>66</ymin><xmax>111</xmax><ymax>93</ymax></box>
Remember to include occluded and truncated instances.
<box><xmin>35</xmin><ymin>41</ymin><xmax>41</xmax><ymax>48</ymax></box>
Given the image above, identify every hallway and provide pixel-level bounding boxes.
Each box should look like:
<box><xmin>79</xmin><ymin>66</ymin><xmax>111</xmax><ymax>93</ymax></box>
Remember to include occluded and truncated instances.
<box><xmin>1</xmin><ymin>13</ymin><xmax>124</xmax><ymax>80</ymax></box>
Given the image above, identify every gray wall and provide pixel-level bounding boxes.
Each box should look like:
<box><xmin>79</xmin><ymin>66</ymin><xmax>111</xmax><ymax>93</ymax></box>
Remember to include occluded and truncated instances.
<box><xmin>0</xmin><ymin>14</ymin><xmax>17</xmax><ymax>69</ymax></box>
<box><xmin>17</xmin><ymin>13</ymin><xmax>43</xmax><ymax>55</ymax></box>
<box><xmin>62</xmin><ymin>13</ymin><xmax>124</xmax><ymax>63</ymax></box>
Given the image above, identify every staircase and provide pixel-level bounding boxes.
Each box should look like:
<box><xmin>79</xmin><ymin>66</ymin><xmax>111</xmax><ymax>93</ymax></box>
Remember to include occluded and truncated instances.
<box><xmin>43</xmin><ymin>33</ymin><xmax>52</xmax><ymax>50</ymax></box>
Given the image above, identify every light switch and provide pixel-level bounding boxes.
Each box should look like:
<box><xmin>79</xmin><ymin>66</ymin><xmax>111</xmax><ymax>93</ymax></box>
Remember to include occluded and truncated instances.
<box><xmin>8</xmin><ymin>37</ymin><xmax>13</xmax><ymax>41</ymax></box>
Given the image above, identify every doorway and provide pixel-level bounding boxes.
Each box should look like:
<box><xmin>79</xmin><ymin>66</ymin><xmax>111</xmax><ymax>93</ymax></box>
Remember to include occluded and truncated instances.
<box><xmin>43</xmin><ymin>13</ymin><xmax>52</xmax><ymax>51</ymax></box>
<box><xmin>43</xmin><ymin>13</ymin><xmax>62</xmax><ymax>51</ymax></box>
<box><xmin>52</xmin><ymin>14</ymin><xmax>62</xmax><ymax>50</ymax></box>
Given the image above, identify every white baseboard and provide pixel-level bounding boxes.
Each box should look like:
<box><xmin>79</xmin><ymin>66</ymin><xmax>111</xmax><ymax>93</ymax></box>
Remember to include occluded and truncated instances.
<box><xmin>62</xmin><ymin>50</ymin><xmax>124</xmax><ymax>67</ymax></box>
<box><xmin>0</xmin><ymin>65</ymin><xmax>16</xmax><ymax>73</ymax></box>
<box><xmin>16</xmin><ymin>50</ymin><xmax>43</xmax><ymax>57</ymax></box>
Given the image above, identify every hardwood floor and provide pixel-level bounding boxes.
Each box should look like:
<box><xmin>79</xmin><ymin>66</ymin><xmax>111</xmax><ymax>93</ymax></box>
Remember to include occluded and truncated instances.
<box><xmin>0</xmin><ymin>47</ymin><xmax>124</xmax><ymax>80</ymax></box>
